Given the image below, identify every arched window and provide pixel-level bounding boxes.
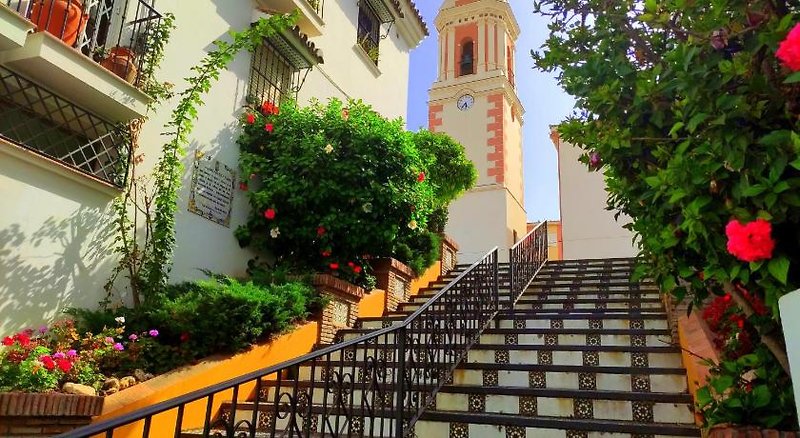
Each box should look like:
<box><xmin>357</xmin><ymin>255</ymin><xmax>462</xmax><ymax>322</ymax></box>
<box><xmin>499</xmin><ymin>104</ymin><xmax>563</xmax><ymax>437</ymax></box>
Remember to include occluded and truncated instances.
<box><xmin>459</xmin><ymin>40</ymin><xmax>474</xmax><ymax>76</ymax></box>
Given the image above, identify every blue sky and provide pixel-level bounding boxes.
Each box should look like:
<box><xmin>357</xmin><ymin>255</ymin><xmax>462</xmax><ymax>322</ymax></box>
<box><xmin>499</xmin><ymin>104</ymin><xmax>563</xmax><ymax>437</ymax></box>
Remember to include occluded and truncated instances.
<box><xmin>405</xmin><ymin>2</ymin><xmax>574</xmax><ymax>222</ymax></box>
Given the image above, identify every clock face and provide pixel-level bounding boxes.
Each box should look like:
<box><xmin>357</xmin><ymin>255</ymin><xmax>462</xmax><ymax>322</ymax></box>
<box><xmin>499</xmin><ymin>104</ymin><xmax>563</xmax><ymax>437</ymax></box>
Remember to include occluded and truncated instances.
<box><xmin>457</xmin><ymin>94</ymin><xmax>474</xmax><ymax>111</ymax></box>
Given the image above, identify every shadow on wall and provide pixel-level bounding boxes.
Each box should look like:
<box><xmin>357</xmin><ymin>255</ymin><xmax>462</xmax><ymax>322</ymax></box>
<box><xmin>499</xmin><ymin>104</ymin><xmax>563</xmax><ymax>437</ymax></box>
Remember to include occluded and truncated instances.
<box><xmin>0</xmin><ymin>204</ymin><xmax>116</xmax><ymax>336</ymax></box>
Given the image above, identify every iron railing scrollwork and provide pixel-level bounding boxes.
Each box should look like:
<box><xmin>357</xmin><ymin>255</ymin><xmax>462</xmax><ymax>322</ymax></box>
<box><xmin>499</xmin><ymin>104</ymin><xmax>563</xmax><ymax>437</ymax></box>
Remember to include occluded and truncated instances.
<box><xmin>509</xmin><ymin>221</ymin><xmax>549</xmax><ymax>305</ymax></box>
<box><xmin>60</xmin><ymin>248</ymin><xmax>500</xmax><ymax>438</ymax></box>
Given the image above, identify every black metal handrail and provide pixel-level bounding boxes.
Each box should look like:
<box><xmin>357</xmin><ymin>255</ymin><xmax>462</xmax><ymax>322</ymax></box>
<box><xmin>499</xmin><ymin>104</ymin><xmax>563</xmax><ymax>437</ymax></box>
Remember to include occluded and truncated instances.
<box><xmin>60</xmin><ymin>248</ymin><xmax>500</xmax><ymax>438</ymax></box>
<box><xmin>509</xmin><ymin>221</ymin><xmax>549</xmax><ymax>304</ymax></box>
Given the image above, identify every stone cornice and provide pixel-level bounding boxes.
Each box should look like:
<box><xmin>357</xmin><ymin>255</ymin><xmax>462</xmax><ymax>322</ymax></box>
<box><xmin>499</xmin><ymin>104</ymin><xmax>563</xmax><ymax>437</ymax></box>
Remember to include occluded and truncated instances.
<box><xmin>435</xmin><ymin>1</ymin><xmax>519</xmax><ymax>40</ymax></box>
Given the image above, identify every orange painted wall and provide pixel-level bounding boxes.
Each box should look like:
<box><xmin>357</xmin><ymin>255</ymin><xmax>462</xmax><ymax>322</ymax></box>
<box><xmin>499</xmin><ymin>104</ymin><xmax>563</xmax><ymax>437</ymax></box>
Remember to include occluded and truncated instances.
<box><xmin>92</xmin><ymin>322</ymin><xmax>320</xmax><ymax>437</ymax></box>
<box><xmin>678</xmin><ymin>311</ymin><xmax>720</xmax><ymax>425</ymax></box>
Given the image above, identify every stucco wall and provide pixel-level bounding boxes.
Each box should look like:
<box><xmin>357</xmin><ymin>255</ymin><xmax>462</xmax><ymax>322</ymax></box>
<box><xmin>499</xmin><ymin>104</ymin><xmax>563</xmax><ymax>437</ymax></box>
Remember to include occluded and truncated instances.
<box><xmin>556</xmin><ymin>137</ymin><xmax>637</xmax><ymax>260</ymax></box>
<box><xmin>447</xmin><ymin>186</ymin><xmax>510</xmax><ymax>262</ymax></box>
<box><xmin>0</xmin><ymin>141</ymin><xmax>118</xmax><ymax>336</ymax></box>
<box><xmin>0</xmin><ymin>0</ymin><xmax>418</xmax><ymax>333</ymax></box>
<box><xmin>779</xmin><ymin>289</ymin><xmax>800</xmax><ymax>424</ymax></box>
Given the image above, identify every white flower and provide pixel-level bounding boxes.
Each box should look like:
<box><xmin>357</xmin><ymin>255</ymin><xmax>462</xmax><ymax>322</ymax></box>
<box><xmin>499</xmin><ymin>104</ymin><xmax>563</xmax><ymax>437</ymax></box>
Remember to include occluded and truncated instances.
<box><xmin>362</xmin><ymin>202</ymin><xmax>373</xmax><ymax>213</ymax></box>
<box><xmin>408</xmin><ymin>220</ymin><xmax>418</xmax><ymax>230</ymax></box>
<box><xmin>115</xmin><ymin>316</ymin><xmax>125</xmax><ymax>325</ymax></box>
<box><xmin>324</xmin><ymin>144</ymin><xmax>334</xmax><ymax>154</ymax></box>
<box><xmin>270</xmin><ymin>227</ymin><xmax>280</xmax><ymax>238</ymax></box>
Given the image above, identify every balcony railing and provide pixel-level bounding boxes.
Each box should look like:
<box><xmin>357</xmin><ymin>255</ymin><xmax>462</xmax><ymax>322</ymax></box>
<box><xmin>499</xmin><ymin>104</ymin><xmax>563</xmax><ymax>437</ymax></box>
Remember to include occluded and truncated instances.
<box><xmin>0</xmin><ymin>66</ymin><xmax>131</xmax><ymax>187</ymax></box>
<box><xmin>509</xmin><ymin>221</ymin><xmax>549</xmax><ymax>304</ymax></box>
<box><xmin>5</xmin><ymin>0</ymin><xmax>163</xmax><ymax>89</ymax></box>
<box><xmin>304</xmin><ymin>0</ymin><xmax>323</xmax><ymax>18</ymax></box>
<box><xmin>60</xmin><ymin>248</ymin><xmax>500</xmax><ymax>438</ymax></box>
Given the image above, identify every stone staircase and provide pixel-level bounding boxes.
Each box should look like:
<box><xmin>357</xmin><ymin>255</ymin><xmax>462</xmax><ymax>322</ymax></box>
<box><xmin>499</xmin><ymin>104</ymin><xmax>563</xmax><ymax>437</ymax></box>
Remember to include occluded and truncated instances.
<box><xmin>183</xmin><ymin>258</ymin><xmax>699</xmax><ymax>438</ymax></box>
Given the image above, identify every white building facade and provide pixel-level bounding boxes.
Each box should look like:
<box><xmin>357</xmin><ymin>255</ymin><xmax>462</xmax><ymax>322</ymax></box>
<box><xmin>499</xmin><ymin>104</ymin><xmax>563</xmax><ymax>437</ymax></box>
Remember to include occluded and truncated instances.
<box><xmin>0</xmin><ymin>0</ymin><xmax>426</xmax><ymax>334</ymax></box>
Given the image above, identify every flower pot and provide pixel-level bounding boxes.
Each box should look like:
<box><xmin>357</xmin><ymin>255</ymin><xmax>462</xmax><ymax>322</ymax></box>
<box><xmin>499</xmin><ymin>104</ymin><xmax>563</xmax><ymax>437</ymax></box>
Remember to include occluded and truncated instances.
<box><xmin>100</xmin><ymin>46</ymin><xmax>138</xmax><ymax>84</ymax></box>
<box><xmin>0</xmin><ymin>392</ymin><xmax>104</xmax><ymax>437</ymax></box>
<box><xmin>30</xmin><ymin>0</ymin><xmax>89</xmax><ymax>47</ymax></box>
<box><xmin>312</xmin><ymin>274</ymin><xmax>365</xmax><ymax>344</ymax></box>
<box><xmin>372</xmin><ymin>258</ymin><xmax>414</xmax><ymax>312</ymax></box>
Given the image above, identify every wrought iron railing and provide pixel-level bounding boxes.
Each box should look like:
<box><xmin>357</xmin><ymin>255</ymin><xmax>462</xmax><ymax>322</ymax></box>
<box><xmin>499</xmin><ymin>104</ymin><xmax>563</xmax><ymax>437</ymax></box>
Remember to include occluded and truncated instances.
<box><xmin>0</xmin><ymin>66</ymin><xmax>131</xmax><ymax>187</ymax></box>
<box><xmin>305</xmin><ymin>0</ymin><xmax>324</xmax><ymax>18</ymax></box>
<box><xmin>509</xmin><ymin>221</ymin><xmax>549</xmax><ymax>304</ymax></box>
<box><xmin>6</xmin><ymin>0</ymin><xmax>163</xmax><ymax>88</ymax></box>
<box><xmin>60</xmin><ymin>248</ymin><xmax>499</xmax><ymax>438</ymax></box>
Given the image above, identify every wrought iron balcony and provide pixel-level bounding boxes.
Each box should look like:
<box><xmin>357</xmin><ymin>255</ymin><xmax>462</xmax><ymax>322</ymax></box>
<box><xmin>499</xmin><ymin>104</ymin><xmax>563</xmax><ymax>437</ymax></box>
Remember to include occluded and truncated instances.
<box><xmin>0</xmin><ymin>66</ymin><xmax>131</xmax><ymax>188</ymax></box>
<box><xmin>4</xmin><ymin>0</ymin><xmax>163</xmax><ymax>89</ymax></box>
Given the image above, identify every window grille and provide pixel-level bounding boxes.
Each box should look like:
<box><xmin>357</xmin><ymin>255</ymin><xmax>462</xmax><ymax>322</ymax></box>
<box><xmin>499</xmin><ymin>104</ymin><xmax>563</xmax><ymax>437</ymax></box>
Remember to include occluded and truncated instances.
<box><xmin>0</xmin><ymin>67</ymin><xmax>131</xmax><ymax>187</ymax></box>
<box><xmin>357</xmin><ymin>3</ymin><xmax>381</xmax><ymax>65</ymax></box>
<box><xmin>248</xmin><ymin>41</ymin><xmax>300</xmax><ymax>105</ymax></box>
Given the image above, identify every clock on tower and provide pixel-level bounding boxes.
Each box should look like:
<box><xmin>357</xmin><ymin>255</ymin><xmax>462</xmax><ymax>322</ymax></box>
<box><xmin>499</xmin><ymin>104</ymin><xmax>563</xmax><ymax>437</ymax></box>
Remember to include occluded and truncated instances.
<box><xmin>428</xmin><ymin>0</ymin><xmax>526</xmax><ymax>262</ymax></box>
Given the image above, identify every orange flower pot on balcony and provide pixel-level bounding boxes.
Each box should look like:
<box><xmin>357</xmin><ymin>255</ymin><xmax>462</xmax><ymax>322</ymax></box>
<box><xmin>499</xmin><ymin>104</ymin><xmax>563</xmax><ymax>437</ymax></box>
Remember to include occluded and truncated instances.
<box><xmin>101</xmin><ymin>47</ymin><xmax>138</xmax><ymax>84</ymax></box>
<box><xmin>31</xmin><ymin>0</ymin><xmax>88</xmax><ymax>46</ymax></box>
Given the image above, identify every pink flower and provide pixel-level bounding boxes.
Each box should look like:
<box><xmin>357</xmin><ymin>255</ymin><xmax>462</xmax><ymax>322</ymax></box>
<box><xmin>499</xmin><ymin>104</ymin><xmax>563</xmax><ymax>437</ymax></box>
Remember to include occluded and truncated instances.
<box><xmin>265</xmin><ymin>123</ymin><xmax>274</xmax><ymax>133</ymax></box>
<box><xmin>53</xmin><ymin>352</ymin><xmax>66</xmax><ymax>359</ymax></box>
<box><xmin>148</xmin><ymin>329</ymin><xmax>159</xmax><ymax>337</ymax></box>
<box><xmin>128</xmin><ymin>334</ymin><xmax>138</xmax><ymax>341</ymax></box>
<box><xmin>589</xmin><ymin>152</ymin><xmax>602</xmax><ymax>168</ymax></box>
<box><xmin>38</xmin><ymin>325</ymin><xmax>48</xmax><ymax>334</ymax></box>
<box><xmin>777</xmin><ymin>23</ymin><xmax>800</xmax><ymax>71</ymax></box>
<box><xmin>113</xmin><ymin>343</ymin><xmax>124</xmax><ymax>351</ymax></box>
<box><xmin>264</xmin><ymin>209</ymin><xmax>276</xmax><ymax>220</ymax></box>
<box><xmin>239</xmin><ymin>182</ymin><xmax>248</xmax><ymax>191</ymax></box>
<box><xmin>66</xmin><ymin>350</ymin><xmax>77</xmax><ymax>358</ymax></box>
<box><xmin>105</xmin><ymin>337</ymin><xmax>114</xmax><ymax>344</ymax></box>
<box><xmin>321</xmin><ymin>250</ymin><xmax>332</xmax><ymax>257</ymax></box>
<box><xmin>246</xmin><ymin>113</ymin><xmax>256</xmax><ymax>124</ymax></box>
<box><xmin>725</xmin><ymin>219</ymin><xmax>775</xmax><ymax>262</ymax></box>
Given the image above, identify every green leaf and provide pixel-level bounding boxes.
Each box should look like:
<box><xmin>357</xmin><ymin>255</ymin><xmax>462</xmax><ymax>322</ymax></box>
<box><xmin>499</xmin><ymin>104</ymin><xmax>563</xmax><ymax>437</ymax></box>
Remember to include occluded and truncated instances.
<box><xmin>696</xmin><ymin>386</ymin><xmax>713</xmax><ymax>408</ymax></box>
<box><xmin>790</xmin><ymin>158</ymin><xmax>800</xmax><ymax>171</ymax></box>
<box><xmin>768</xmin><ymin>257</ymin><xmax>790</xmax><ymax>284</ymax></box>
<box><xmin>686</xmin><ymin>113</ymin><xmax>708</xmax><ymax>133</ymax></box>
<box><xmin>711</xmin><ymin>375</ymin><xmax>735</xmax><ymax>394</ymax></box>
<box><xmin>750</xmin><ymin>261</ymin><xmax>764</xmax><ymax>272</ymax></box>
<box><xmin>645</xmin><ymin>176</ymin><xmax>662</xmax><ymax>188</ymax></box>
<box><xmin>785</xmin><ymin>72</ymin><xmax>800</xmax><ymax>84</ymax></box>
<box><xmin>751</xmin><ymin>385</ymin><xmax>771</xmax><ymax>409</ymax></box>
<box><xmin>669</xmin><ymin>122</ymin><xmax>685</xmax><ymax>137</ymax></box>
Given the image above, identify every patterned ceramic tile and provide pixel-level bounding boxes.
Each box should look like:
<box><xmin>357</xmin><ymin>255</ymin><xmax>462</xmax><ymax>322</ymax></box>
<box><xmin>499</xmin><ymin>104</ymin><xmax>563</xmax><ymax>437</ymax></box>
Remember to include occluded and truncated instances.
<box><xmin>468</xmin><ymin>394</ymin><xmax>486</xmax><ymax>413</ymax></box>
<box><xmin>506</xmin><ymin>426</ymin><xmax>526</xmax><ymax>438</ymax></box>
<box><xmin>574</xmin><ymin>398</ymin><xmax>594</xmax><ymax>419</ymax></box>
<box><xmin>551</xmin><ymin>319</ymin><xmax>564</xmax><ymax>329</ymax></box>
<box><xmin>633</xmin><ymin>401</ymin><xmax>655</xmax><ymax>423</ymax></box>
<box><xmin>583</xmin><ymin>351</ymin><xmax>600</xmax><ymax>367</ymax></box>
<box><xmin>495</xmin><ymin>349</ymin><xmax>510</xmax><ymax>364</ymax></box>
<box><xmin>578</xmin><ymin>372</ymin><xmax>597</xmax><ymax>390</ymax></box>
<box><xmin>538</xmin><ymin>350</ymin><xmax>553</xmax><ymax>365</ymax></box>
<box><xmin>589</xmin><ymin>319</ymin><xmax>603</xmax><ymax>330</ymax></box>
<box><xmin>519</xmin><ymin>396</ymin><xmax>537</xmax><ymax>416</ymax></box>
<box><xmin>529</xmin><ymin>371</ymin><xmax>546</xmax><ymax>388</ymax></box>
<box><xmin>545</xmin><ymin>334</ymin><xmax>559</xmax><ymax>346</ymax></box>
<box><xmin>632</xmin><ymin>352</ymin><xmax>649</xmax><ymax>368</ymax></box>
<box><xmin>630</xmin><ymin>319</ymin><xmax>645</xmax><ymax>330</ymax></box>
<box><xmin>483</xmin><ymin>369</ymin><xmax>498</xmax><ymax>386</ymax></box>
<box><xmin>450</xmin><ymin>422</ymin><xmax>469</xmax><ymax>438</ymax></box>
<box><xmin>505</xmin><ymin>334</ymin><xmax>518</xmax><ymax>345</ymax></box>
<box><xmin>631</xmin><ymin>334</ymin><xmax>647</xmax><ymax>347</ymax></box>
<box><xmin>586</xmin><ymin>334</ymin><xmax>601</xmax><ymax>347</ymax></box>
<box><xmin>632</xmin><ymin>374</ymin><xmax>651</xmax><ymax>392</ymax></box>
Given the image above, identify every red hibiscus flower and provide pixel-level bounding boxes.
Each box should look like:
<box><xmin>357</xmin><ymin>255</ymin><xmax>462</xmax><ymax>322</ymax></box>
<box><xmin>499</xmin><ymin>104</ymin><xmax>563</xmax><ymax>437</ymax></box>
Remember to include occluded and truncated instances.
<box><xmin>2</xmin><ymin>336</ymin><xmax>13</xmax><ymax>346</ymax></box>
<box><xmin>417</xmin><ymin>172</ymin><xmax>425</xmax><ymax>182</ymax></box>
<box><xmin>354</xmin><ymin>266</ymin><xmax>362</xmax><ymax>274</ymax></box>
<box><xmin>265</xmin><ymin>123</ymin><xmax>274</xmax><ymax>133</ymax></box>
<box><xmin>777</xmin><ymin>23</ymin><xmax>800</xmax><ymax>71</ymax></box>
<box><xmin>317</xmin><ymin>226</ymin><xmax>326</xmax><ymax>237</ymax></box>
<box><xmin>264</xmin><ymin>209</ymin><xmax>276</xmax><ymax>220</ymax></box>
<box><xmin>330</xmin><ymin>263</ymin><xmax>339</xmax><ymax>270</ymax></box>
<box><xmin>261</xmin><ymin>101</ymin><xmax>279</xmax><ymax>115</ymax></box>
<box><xmin>723</xmin><ymin>294</ymin><xmax>731</xmax><ymax>303</ymax></box>
<box><xmin>322</xmin><ymin>250</ymin><xmax>332</xmax><ymax>257</ymax></box>
<box><xmin>180</xmin><ymin>332</ymin><xmax>190</xmax><ymax>343</ymax></box>
<box><xmin>246</xmin><ymin>113</ymin><xmax>256</xmax><ymax>124</ymax></box>
<box><xmin>725</xmin><ymin>219</ymin><xmax>775</xmax><ymax>262</ymax></box>
<box><xmin>348</xmin><ymin>261</ymin><xmax>355</xmax><ymax>268</ymax></box>
<box><xmin>239</xmin><ymin>182</ymin><xmax>248</xmax><ymax>191</ymax></box>
<box><xmin>56</xmin><ymin>358</ymin><xmax>72</xmax><ymax>373</ymax></box>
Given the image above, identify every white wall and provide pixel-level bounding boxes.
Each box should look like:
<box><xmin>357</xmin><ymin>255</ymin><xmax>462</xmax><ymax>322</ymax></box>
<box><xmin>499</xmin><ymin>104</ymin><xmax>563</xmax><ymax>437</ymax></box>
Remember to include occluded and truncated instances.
<box><xmin>556</xmin><ymin>138</ymin><xmax>637</xmax><ymax>260</ymax></box>
<box><xmin>0</xmin><ymin>0</ymin><xmax>420</xmax><ymax>333</ymax></box>
<box><xmin>779</xmin><ymin>289</ymin><xmax>800</xmax><ymax>424</ymax></box>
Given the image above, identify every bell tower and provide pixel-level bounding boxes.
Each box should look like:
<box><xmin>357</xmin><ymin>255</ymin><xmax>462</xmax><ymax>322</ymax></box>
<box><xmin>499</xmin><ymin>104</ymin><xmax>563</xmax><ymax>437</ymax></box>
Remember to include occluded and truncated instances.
<box><xmin>429</xmin><ymin>0</ymin><xmax>526</xmax><ymax>261</ymax></box>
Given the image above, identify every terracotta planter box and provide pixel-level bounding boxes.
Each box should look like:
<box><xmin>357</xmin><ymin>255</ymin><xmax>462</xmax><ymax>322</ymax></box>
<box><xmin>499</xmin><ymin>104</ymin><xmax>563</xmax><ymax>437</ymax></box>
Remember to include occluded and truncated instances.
<box><xmin>312</xmin><ymin>274</ymin><xmax>365</xmax><ymax>345</ymax></box>
<box><xmin>708</xmin><ymin>426</ymin><xmax>797</xmax><ymax>438</ymax></box>
<box><xmin>439</xmin><ymin>234</ymin><xmax>459</xmax><ymax>276</ymax></box>
<box><xmin>372</xmin><ymin>258</ymin><xmax>414</xmax><ymax>313</ymax></box>
<box><xmin>0</xmin><ymin>392</ymin><xmax>103</xmax><ymax>437</ymax></box>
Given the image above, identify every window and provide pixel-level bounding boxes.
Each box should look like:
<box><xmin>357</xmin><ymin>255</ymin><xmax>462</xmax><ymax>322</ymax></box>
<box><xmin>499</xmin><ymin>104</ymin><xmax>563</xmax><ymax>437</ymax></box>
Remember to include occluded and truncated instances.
<box><xmin>459</xmin><ymin>40</ymin><xmax>474</xmax><ymax>76</ymax></box>
<box><xmin>248</xmin><ymin>42</ymin><xmax>297</xmax><ymax>105</ymax></box>
<box><xmin>357</xmin><ymin>4</ymin><xmax>381</xmax><ymax>65</ymax></box>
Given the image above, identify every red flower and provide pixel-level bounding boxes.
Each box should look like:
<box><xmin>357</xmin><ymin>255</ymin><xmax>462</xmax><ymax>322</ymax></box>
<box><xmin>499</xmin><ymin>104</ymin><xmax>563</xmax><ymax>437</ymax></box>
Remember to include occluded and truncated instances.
<box><xmin>2</xmin><ymin>336</ymin><xmax>12</xmax><ymax>346</ymax></box>
<box><xmin>16</xmin><ymin>333</ymin><xmax>30</xmax><ymax>347</ymax></box>
<box><xmin>180</xmin><ymin>332</ymin><xmax>190</xmax><ymax>343</ymax></box>
<box><xmin>417</xmin><ymin>172</ymin><xmax>425</xmax><ymax>182</ymax></box>
<box><xmin>736</xmin><ymin>319</ymin><xmax>745</xmax><ymax>329</ymax></box>
<box><xmin>341</xmin><ymin>108</ymin><xmax>350</xmax><ymax>120</ymax></box>
<box><xmin>265</xmin><ymin>123</ymin><xmax>274</xmax><ymax>133</ymax></box>
<box><xmin>723</xmin><ymin>294</ymin><xmax>731</xmax><ymax>303</ymax></box>
<box><xmin>239</xmin><ymin>182</ymin><xmax>248</xmax><ymax>191</ymax></box>
<box><xmin>354</xmin><ymin>266</ymin><xmax>362</xmax><ymax>274</ymax></box>
<box><xmin>317</xmin><ymin>226</ymin><xmax>326</xmax><ymax>237</ymax></box>
<box><xmin>321</xmin><ymin>250</ymin><xmax>332</xmax><ymax>257</ymax></box>
<box><xmin>329</xmin><ymin>263</ymin><xmax>339</xmax><ymax>270</ymax></box>
<box><xmin>725</xmin><ymin>219</ymin><xmax>775</xmax><ymax>262</ymax></box>
<box><xmin>56</xmin><ymin>358</ymin><xmax>72</xmax><ymax>373</ymax></box>
<box><xmin>246</xmin><ymin>113</ymin><xmax>256</xmax><ymax>124</ymax></box>
<box><xmin>264</xmin><ymin>209</ymin><xmax>276</xmax><ymax>220</ymax></box>
<box><xmin>40</xmin><ymin>355</ymin><xmax>55</xmax><ymax>371</ymax></box>
<box><xmin>348</xmin><ymin>261</ymin><xmax>355</xmax><ymax>268</ymax></box>
<box><xmin>698</xmin><ymin>272</ymin><xmax>705</xmax><ymax>281</ymax></box>
<box><xmin>777</xmin><ymin>23</ymin><xmax>800</xmax><ymax>71</ymax></box>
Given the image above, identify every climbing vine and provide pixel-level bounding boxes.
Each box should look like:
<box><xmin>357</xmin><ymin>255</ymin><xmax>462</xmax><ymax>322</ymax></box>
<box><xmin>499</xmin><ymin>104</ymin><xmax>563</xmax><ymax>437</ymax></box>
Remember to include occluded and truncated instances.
<box><xmin>106</xmin><ymin>13</ymin><xmax>297</xmax><ymax>306</ymax></box>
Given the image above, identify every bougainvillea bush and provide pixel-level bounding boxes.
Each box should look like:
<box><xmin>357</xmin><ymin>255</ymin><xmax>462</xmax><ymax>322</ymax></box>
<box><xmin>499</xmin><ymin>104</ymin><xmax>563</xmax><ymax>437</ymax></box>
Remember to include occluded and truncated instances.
<box><xmin>235</xmin><ymin>98</ymin><xmax>475</xmax><ymax>282</ymax></box>
<box><xmin>533</xmin><ymin>0</ymin><xmax>799</xmax><ymax>429</ymax></box>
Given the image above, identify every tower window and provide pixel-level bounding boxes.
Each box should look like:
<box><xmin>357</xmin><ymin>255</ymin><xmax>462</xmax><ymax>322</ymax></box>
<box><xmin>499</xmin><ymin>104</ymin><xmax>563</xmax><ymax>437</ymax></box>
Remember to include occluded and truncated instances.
<box><xmin>357</xmin><ymin>4</ymin><xmax>381</xmax><ymax>65</ymax></box>
<box><xmin>459</xmin><ymin>39</ymin><xmax>474</xmax><ymax>76</ymax></box>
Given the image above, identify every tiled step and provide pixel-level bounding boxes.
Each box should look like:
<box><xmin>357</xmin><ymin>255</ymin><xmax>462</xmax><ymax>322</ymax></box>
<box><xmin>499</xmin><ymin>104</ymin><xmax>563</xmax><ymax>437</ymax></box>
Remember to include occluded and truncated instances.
<box><xmin>414</xmin><ymin>411</ymin><xmax>699</xmax><ymax>437</ymax></box>
<box><xmin>359</xmin><ymin>313</ymin><xmax>671</xmax><ymax>330</ymax></box>
<box><xmin>401</xmin><ymin>298</ymin><xmax>664</xmax><ymax>312</ymax></box>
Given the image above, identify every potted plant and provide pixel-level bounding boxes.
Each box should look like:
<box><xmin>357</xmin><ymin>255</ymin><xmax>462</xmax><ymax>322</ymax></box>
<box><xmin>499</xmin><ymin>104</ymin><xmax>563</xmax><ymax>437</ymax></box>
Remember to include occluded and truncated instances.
<box><xmin>100</xmin><ymin>46</ymin><xmax>138</xmax><ymax>83</ymax></box>
<box><xmin>30</xmin><ymin>0</ymin><xmax>89</xmax><ymax>46</ymax></box>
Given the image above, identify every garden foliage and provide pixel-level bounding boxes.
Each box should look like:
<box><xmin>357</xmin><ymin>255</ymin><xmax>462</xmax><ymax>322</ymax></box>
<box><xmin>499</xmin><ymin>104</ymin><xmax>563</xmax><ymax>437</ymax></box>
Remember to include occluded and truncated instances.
<box><xmin>235</xmin><ymin>98</ymin><xmax>475</xmax><ymax>280</ymax></box>
<box><xmin>533</xmin><ymin>0</ymin><xmax>799</xmax><ymax>429</ymax></box>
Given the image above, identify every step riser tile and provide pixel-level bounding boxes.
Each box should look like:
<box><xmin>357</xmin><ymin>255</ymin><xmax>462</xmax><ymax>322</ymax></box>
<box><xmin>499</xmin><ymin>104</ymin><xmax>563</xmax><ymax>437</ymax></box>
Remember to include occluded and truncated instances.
<box><xmin>479</xmin><ymin>334</ymin><xmax>672</xmax><ymax>347</ymax></box>
<box><xmin>496</xmin><ymin>319</ymin><xmax>670</xmax><ymax>330</ymax></box>
<box><xmin>514</xmin><ymin>303</ymin><xmax>663</xmax><ymax>310</ymax></box>
<box><xmin>465</xmin><ymin>349</ymin><xmax>683</xmax><ymax>368</ymax></box>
